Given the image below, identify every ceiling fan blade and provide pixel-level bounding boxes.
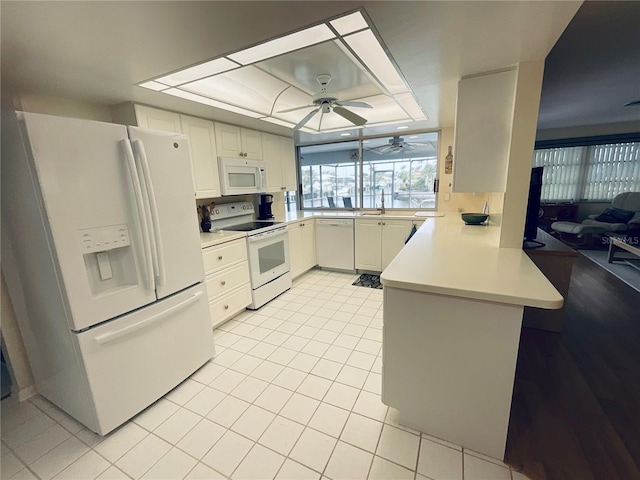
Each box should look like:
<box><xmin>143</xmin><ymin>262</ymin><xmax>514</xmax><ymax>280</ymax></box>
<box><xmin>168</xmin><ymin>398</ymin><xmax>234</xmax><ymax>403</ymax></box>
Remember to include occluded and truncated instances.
<box><xmin>333</xmin><ymin>106</ymin><xmax>367</xmax><ymax>126</ymax></box>
<box><xmin>334</xmin><ymin>101</ymin><xmax>373</xmax><ymax>109</ymax></box>
<box><xmin>368</xmin><ymin>145</ymin><xmax>393</xmax><ymax>155</ymax></box>
<box><xmin>293</xmin><ymin>107</ymin><xmax>320</xmax><ymax>131</ymax></box>
<box><xmin>277</xmin><ymin>104</ymin><xmax>316</xmax><ymax>113</ymax></box>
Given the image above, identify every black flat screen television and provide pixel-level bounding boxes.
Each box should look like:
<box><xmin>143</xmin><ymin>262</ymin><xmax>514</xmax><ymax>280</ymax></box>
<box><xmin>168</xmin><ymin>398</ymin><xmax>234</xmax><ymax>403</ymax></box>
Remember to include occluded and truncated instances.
<box><xmin>523</xmin><ymin>166</ymin><xmax>545</xmax><ymax>248</ymax></box>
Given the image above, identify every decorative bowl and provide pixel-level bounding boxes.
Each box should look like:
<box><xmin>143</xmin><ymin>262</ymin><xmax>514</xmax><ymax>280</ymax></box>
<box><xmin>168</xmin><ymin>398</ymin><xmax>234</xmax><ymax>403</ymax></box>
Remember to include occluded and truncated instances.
<box><xmin>461</xmin><ymin>213</ymin><xmax>489</xmax><ymax>225</ymax></box>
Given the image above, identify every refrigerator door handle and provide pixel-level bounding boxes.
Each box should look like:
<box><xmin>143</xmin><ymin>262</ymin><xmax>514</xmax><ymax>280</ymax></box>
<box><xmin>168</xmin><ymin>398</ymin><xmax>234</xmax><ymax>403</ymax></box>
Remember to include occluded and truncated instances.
<box><xmin>132</xmin><ymin>139</ymin><xmax>167</xmax><ymax>287</ymax></box>
<box><xmin>94</xmin><ymin>290</ymin><xmax>204</xmax><ymax>345</ymax></box>
<box><xmin>121</xmin><ymin>140</ymin><xmax>155</xmax><ymax>291</ymax></box>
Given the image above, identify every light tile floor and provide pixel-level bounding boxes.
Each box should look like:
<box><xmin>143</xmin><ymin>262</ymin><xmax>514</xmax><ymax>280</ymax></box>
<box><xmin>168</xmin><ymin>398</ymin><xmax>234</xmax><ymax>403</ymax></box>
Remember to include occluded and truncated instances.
<box><xmin>1</xmin><ymin>269</ymin><xmax>530</xmax><ymax>480</ymax></box>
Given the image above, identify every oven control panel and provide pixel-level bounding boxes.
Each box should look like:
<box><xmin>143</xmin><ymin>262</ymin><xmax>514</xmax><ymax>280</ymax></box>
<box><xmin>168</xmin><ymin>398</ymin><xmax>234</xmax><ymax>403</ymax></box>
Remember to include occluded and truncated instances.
<box><xmin>210</xmin><ymin>202</ymin><xmax>254</xmax><ymax>220</ymax></box>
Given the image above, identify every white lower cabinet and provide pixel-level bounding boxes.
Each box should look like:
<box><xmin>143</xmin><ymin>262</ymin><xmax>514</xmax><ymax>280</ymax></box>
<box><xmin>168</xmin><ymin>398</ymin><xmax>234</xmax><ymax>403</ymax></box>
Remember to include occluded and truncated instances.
<box><xmin>288</xmin><ymin>219</ymin><xmax>316</xmax><ymax>279</ymax></box>
<box><xmin>202</xmin><ymin>238</ymin><xmax>251</xmax><ymax>328</ymax></box>
<box><xmin>355</xmin><ymin>219</ymin><xmax>423</xmax><ymax>272</ymax></box>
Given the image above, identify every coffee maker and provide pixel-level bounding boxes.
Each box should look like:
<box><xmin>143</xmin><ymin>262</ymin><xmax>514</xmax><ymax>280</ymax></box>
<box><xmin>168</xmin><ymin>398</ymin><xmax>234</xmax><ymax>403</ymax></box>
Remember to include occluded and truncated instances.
<box><xmin>258</xmin><ymin>194</ymin><xmax>274</xmax><ymax>220</ymax></box>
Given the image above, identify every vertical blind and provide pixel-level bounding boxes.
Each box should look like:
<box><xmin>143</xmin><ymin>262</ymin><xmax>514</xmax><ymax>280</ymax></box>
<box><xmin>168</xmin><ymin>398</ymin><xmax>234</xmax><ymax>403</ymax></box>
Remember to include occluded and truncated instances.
<box><xmin>533</xmin><ymin>142</ymin><xmax>640</xmax><ymax>202</ymax></box>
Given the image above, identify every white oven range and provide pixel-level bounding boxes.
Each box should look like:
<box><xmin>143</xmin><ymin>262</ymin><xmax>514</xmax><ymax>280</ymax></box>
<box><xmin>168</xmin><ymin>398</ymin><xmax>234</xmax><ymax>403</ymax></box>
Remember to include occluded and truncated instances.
<box><xmin>207</xmin><ymin>202</ymin><xmax>291</xmax><ymax>309</ymax></box>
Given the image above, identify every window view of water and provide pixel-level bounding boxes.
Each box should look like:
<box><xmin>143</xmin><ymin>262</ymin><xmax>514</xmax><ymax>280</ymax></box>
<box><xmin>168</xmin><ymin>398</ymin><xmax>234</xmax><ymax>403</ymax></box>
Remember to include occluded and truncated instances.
<box><xmin>299</xmin><ymin>132</ymin><xmax>439</xmax><ymax>210</ymax></box>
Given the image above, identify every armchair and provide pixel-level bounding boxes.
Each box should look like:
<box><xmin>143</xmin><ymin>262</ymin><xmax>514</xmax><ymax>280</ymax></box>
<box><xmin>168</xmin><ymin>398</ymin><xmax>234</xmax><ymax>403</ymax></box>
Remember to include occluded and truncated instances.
<box><xmin>551</xmin><ymin>192</ymin><xmax>640</xmax><ymax>242</ymax></box>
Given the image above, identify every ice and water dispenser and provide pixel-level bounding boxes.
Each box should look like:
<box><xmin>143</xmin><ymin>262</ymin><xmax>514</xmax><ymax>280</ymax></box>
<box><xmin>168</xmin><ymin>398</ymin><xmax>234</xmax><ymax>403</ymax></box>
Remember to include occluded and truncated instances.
<box><xmin>81</xmin><ymin>224</ymin><xmax>140</xmax><ymax>294</ymax></box>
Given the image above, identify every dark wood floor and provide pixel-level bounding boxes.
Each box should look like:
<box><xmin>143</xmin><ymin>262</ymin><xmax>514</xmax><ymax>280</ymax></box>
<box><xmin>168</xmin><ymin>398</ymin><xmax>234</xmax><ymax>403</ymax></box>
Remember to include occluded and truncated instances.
<box><xmin>505</xmin><ymin>254</ymin><xmax>640</xmax><ymax>480</ymax></box>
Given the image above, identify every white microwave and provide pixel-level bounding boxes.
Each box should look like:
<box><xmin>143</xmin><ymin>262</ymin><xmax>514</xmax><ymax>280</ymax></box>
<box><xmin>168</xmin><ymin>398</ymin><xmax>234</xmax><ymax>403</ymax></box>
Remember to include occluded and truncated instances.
<box><xmin>218</xmin><ymin>157</ymin><xmax>268</xmax><ymax>196</ymax></box>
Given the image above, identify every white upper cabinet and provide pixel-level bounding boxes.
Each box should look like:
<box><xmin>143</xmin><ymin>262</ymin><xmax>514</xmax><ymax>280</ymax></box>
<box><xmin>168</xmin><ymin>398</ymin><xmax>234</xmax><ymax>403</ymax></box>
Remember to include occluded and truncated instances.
<box><xmin>452</xmin><ymin>68</ymin><xmax>517</xmax><ymax>193</ymax></box>
<box><xmin>281</xmin><ymin>138</ymin><xmax>297</xmax><ymax>191</ymax></box>
<box><xmin>132</xmin><ymin>105</ymin><xmax>182</xmax><ymax>133</ymax></box>
<box><xmin>180</xmin><ymin>115</ymin><xmax>221</xmax><ymax>199</ymax></box>
<box><xmin>111</xmin><ymin>104</ymin><xmax>221</xmax><ymax>199</ymax></box>
<box><xmin>215</xmin><ymin>123</ymin><xmax>263</xmax><ymax>159</ymax></box>
<box><xmin>262</xmin><ymin>133</ymin><xmax>297</xmax><ymax>192</ymax></box>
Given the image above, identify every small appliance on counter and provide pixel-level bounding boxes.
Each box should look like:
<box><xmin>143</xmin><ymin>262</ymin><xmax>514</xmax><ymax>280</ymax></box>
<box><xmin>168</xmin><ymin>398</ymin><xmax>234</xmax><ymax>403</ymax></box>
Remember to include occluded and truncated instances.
<box><xmin>258</xmin><ymin>194</ymin><xmax>274</xmax><ymax>220</ymax></box>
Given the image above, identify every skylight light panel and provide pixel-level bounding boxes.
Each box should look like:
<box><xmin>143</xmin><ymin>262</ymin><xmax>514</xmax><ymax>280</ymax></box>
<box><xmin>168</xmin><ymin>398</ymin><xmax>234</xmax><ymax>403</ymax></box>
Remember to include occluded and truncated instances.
<box><xmin>156</xmin><ymin>58</ymin><xmax>239</xmax><ymax>86</ymax></box>
<box><xmin>164</xmin><ymin>89</ymin><xmax>263</xmax><ymax>118</ymax></box>
<box><xmin>139</xmin><ymin>81</ymin><xmax>169</xmax><ymax>91</ymax></box>
<box><xmin>228</xmin><ymin>24</ymin><xmax>335</xmax><ymax>65</ymax></box>
<box><xmin>181</xmin><ymin>66</ymin><xmax>289</xmax><ymax>115</ymax></box>
<box><xmin>330</xmin><ymin>11</ymin><xmax>369</xmax><ymax>35</ymax></box>
<box><xmin>344</xmin><ymin>29</ymin><xmax>408</xmax><ymax>95</ymax></box>
<box><xmin>395</xmin><ymin>93</ymin><xmax>428</xmax><ymax>120</ymax></box>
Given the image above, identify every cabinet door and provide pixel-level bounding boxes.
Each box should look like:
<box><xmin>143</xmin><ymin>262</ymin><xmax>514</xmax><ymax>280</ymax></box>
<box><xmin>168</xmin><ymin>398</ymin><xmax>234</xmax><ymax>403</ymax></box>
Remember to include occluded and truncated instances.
<box><xmin>241</xmin><ymin>128</ymin><xmax>263</xmax><ymax>159</ymax></box>
<box><xmin>134</xmin><ymin>105</ymin><xmax>181</xmax><ymax>133</ymax></box>
<box><xmin>355</xmin><ymin>219</ymin><xmax>382</xmax><ymax>271</ymax></box>
<box><xmin>281</xmin><ymin>137</ymin><xmax>297</xmax><ymax>191</ymax></box>
<box><xmin>180</xmin><ymin>115</ymin><xmax>221</xmax><ymax>199</ymax></box>
<box><xmin>288</xmin><ymin>223</ymin><xmax>303</xmax><ymax>278</ymax></box>
<box><xmin>381</xmin><ymin>220</ymin><xmax>411</xmax><ymax>270</ymax></box>
<box><xmin>453</xmin><ymin>69</ymin><xmax>517</xmax><ymax>193</ymax></box>
<box><xmin>262</xmin><ymin>133</ymin><xmax>283</xmax><ymax>192</ymax></box>
<box><xmin>301</xmin><ymin>220</ymin><xmax>316</xmax><ymax>271</ymax></box>
<box><xmin>215</xmin><ymin>123</ymin><xmax>243</xmax><ymax>157</ymax></box>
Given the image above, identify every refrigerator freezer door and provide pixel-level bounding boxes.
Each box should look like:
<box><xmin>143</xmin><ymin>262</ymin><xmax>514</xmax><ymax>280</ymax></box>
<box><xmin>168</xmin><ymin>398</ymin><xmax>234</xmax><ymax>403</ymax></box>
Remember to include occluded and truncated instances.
<box><xmin>128</xmin><ymin>127</ymin><xmax>205</xmax><ymax>299</ymax></box>
<box><xmin>74</xmin><ymin>283</ymin><xmax>214</xmax><ymax>435</ymax></box>
<box><xmin>20</xmin><ymin>113</ymin><xmax>156</xmax><ymax>331</ymax></box>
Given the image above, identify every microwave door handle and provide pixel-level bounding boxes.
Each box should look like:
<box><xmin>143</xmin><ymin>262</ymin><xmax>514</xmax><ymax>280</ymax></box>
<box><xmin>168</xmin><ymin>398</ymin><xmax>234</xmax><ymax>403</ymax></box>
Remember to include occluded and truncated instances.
<box><xmin>133</xmin><ymin>139</ymin><xmax>166</xmax><ymax>286</ymax></box>
<box><xmin>121</xmin><ymin>140</ymin><xmax>154</xmax><ymax>290</ymax></box>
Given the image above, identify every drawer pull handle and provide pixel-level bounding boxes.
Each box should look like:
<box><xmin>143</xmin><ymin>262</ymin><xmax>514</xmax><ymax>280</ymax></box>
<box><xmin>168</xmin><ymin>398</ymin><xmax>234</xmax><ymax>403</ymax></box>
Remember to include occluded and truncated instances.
<box><xmin>218</xmin><ymin>255</ymin><xmax>223</xmax><ymax>260</ymax></box>
<box><xmin>224</xmin><ymin>305</ymin><xmax>229</xmax><ymax>310</ymax></box>
<box><xmin>221</xmin><ymin>281</ymin><xmax>226</xmax><ymax>286</ymax></box>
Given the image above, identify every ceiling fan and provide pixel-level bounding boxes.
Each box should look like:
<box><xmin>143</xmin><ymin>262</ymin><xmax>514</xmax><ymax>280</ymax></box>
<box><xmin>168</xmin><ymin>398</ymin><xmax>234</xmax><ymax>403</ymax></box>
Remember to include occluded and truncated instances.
<box><xmin>365</xmin><ymin>136</ymin><xmax>433</xmax><ymax>155</ymax></box>
<box><xmin>278</xmin><ymin>74</ymin><xmax>372</xmax><ymax>131</ymax></box>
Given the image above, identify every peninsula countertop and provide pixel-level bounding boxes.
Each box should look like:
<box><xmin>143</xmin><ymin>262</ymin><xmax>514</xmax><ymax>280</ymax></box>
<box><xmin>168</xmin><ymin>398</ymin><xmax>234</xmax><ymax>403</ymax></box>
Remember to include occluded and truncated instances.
<box><xmin>380</xmin><ymin>216</ymin><xmax>564</xmax><ymax>309</ymax></box>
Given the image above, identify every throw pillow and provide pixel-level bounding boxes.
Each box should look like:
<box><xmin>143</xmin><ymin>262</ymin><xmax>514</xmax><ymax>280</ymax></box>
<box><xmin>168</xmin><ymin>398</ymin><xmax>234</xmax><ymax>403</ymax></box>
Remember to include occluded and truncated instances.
<box><xmin>594</xmin><ymin>207</ymin><xmax>635</xmax><ymax>224</ymax></box>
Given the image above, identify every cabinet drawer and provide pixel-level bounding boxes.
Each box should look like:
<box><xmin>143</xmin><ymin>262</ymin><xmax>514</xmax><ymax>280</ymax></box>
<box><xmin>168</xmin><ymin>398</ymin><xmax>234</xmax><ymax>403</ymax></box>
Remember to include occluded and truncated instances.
<box><xmin>209</xmin><ymin>284</ymin><xmax>252</xmax><ymax>329</ymax></box>
<box><xmin>202</xmin><ymin>239</ymin><xmax>247</xmax><ymax>274</ymax></box>
<box><xmin>205</xmin><ymin>261</ymin><xmax>250</xmax><ymax>301</ymax></box>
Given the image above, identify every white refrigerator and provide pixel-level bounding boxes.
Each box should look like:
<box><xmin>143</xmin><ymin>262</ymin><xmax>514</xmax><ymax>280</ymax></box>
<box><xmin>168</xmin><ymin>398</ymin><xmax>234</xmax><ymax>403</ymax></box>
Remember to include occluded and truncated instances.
<box><xmin>2</xmin><ymin>112</ymin><xmax>214</xmax><ymax>435</ymax></box>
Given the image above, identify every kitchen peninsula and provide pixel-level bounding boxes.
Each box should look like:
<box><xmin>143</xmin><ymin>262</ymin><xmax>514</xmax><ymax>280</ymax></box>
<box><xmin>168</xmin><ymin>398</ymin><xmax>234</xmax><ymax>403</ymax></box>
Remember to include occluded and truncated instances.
<box><xmin>380</xmin><ymin>216</ymin><xmax>562</xmax><ymax>460</ymax></box>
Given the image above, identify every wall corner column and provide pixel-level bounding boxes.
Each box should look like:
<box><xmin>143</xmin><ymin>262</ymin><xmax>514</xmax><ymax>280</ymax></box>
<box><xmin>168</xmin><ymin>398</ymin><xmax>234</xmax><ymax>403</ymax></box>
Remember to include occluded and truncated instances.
<box><xmin>500</xmin><ymin>60</ymin><xmax>545</xmax><ymax>248</ymax></box>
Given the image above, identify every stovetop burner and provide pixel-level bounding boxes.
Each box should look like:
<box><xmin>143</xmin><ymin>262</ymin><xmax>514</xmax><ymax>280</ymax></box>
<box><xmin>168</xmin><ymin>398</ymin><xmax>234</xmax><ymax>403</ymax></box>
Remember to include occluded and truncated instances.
<box><xmin>221</xmin><ymin>221</ymin><xmax>282</xmax><ymax>232</ymax></box>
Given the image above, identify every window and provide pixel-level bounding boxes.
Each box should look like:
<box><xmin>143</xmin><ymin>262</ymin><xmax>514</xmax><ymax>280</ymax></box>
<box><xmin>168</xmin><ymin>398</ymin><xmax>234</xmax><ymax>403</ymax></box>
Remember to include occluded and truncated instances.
<box><xmin>533</xmin><ymin>140</ymin><xmax>639</xmax><ymax>202</ymax></box>
<box><xmin>299</xmin><ymin>132</ymin><xmax>439</xmax><ymax>210</ymax></box>
<box><xmin>284</xmin><ymin>191</ymin><xmax>297</xmax><ymax>212</ymax></box>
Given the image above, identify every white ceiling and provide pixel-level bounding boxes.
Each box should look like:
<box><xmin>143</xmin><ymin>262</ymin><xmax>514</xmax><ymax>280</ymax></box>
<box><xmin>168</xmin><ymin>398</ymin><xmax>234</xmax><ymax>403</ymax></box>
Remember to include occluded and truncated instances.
<box><xmin>2</xmin><ymin>1</ymin><xmax>603</xmax><ymax>144</ymax></box>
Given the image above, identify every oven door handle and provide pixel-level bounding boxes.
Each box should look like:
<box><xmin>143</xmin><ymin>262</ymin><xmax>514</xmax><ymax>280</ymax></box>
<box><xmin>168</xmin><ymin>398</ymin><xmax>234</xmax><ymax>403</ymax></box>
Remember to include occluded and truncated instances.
<box><xmin>247</xmin><ymin>229</ymin><xmax>287</xmax><ymax>243</ymax></box>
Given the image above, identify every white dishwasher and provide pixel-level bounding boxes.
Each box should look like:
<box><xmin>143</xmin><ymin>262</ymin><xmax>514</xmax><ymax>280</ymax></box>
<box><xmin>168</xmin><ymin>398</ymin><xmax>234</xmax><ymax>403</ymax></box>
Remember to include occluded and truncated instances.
<box><xmin>315</xmin><ymin>218</ymin><xmax>355</xmax><ymax>271</ymax></box>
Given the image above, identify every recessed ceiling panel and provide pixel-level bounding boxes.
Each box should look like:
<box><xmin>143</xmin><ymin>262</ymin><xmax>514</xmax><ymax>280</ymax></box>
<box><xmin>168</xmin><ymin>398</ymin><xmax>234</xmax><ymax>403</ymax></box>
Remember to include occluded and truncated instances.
<box><xmin>182</xmin><ymin>66</ymin><xmax>288</xmax><ymax>114</ymax></box>
<box><xmin>356</xmin><ymin>95</ymin><xmax>411</xmax><ymax>124</ymax></box>
<box><xmin>272</xmin><ymin>87</ymin><xmax>314</xmax><ymax>116</ymax></box>
<box><xmin>255</xmin><ymin>41</ymin><xmax>381</xmax><ymax>99</ymax></box>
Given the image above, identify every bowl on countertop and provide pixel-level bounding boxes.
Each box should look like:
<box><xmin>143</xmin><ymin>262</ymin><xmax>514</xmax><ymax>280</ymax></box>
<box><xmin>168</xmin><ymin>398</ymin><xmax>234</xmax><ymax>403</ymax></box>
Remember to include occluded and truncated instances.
<box><xmin>461</xmin><ymin>213</ymin><xmax>489</xmax><ymax>225</ymax></box>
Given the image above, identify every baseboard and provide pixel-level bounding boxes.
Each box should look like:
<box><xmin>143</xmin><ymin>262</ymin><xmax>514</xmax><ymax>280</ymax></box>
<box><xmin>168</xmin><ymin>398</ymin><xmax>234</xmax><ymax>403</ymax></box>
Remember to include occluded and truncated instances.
<box><xmin>15</xmin><ymin>384</ymin><xmax>38</xmax><ymax>402</ymax></box>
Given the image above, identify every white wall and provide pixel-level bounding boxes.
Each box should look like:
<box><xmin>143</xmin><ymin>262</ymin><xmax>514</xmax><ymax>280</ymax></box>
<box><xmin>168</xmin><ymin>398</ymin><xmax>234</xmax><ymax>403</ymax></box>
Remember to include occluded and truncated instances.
<box><xmin>10</xmin><ymin>93</ymin><xmax>113</xmax><ymax>122</ymax></box>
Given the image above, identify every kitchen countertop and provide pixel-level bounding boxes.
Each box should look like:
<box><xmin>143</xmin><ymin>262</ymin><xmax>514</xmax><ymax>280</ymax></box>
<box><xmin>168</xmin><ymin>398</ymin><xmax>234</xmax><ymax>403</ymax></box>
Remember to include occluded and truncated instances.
<box><xmin>283</xmin><ymin>210</ymin><xmax>440</xmax><ymax>222</ymax></box>
<box><xmin>380</xmin><ymin>216</ymin><xmax>563</xmax><ymax>309</ymax></box>
<box><xmin>200</xmin><ymin>231</ymin><xmax>246</xmax><ymax>248</ymax></box>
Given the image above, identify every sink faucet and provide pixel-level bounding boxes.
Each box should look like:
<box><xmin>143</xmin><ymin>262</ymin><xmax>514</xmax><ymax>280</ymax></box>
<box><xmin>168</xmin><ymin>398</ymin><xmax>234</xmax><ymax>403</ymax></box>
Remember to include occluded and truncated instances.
<box><xmin>378</xmin><ymin>189</ymin><xmax>385</xmax><ymax>214</ymax></box>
